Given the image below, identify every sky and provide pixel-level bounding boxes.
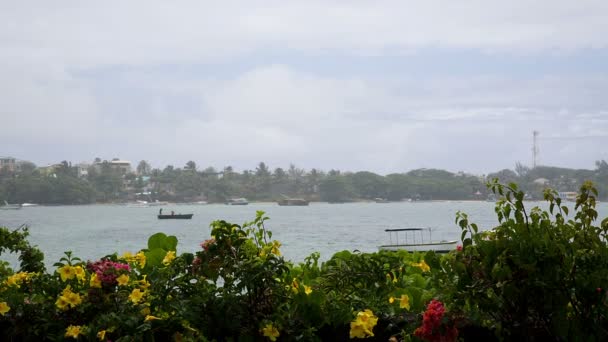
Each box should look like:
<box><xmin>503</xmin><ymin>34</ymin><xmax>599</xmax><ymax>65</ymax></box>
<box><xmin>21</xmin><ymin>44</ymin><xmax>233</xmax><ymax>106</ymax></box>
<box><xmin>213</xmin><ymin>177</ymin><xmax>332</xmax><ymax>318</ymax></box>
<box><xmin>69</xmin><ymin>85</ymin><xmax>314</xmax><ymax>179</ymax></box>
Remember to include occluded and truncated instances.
<box><xmin>2</xmin><ymin>1</ymin><xmax>608</xmax><ymax>175</ymax></box>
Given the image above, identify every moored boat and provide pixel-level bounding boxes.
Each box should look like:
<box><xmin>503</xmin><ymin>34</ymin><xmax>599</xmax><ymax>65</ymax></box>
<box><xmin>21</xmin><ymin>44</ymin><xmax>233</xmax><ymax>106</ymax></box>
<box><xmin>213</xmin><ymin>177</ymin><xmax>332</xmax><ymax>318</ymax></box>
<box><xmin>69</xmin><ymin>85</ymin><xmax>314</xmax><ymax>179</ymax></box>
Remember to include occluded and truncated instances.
<box><xmin>158</xmin><ymin>213</ymin><xmax>193</xmax><ymax>219</ymax></box>
<box><xmin>378</xmin><ymin>228</ymin><xmax>457</xmax><ymax>253</ymax></box>
<box><xmin>277</xmin><ymin>198</ymin><xmax>309</xmax><ymax>206</ymax></box>
<box><xmin>226</xmin><ymin>198</ymin><xmax>248</xmax><ymax>205</ymax></box>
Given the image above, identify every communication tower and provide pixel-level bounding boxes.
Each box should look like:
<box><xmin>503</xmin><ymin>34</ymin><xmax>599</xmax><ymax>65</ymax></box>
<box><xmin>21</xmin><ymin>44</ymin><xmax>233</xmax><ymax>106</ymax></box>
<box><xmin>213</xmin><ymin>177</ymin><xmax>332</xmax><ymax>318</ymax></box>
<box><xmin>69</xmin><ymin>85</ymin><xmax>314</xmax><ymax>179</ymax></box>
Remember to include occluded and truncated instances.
<box><xmin>532</xmin><ymin>130</ymin><xmax>539</xmax><ymax>168</ymax></box>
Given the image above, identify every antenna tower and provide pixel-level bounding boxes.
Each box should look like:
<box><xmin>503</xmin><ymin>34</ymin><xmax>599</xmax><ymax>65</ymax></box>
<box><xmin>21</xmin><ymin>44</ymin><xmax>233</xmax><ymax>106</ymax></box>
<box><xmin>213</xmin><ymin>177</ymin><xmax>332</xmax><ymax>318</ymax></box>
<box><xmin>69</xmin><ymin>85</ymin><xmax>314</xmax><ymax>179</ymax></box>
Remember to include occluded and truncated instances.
<box><xmin>532</xmin><ymin>130</ymin><xmax>539</xmax><ymax>168</ymax></box>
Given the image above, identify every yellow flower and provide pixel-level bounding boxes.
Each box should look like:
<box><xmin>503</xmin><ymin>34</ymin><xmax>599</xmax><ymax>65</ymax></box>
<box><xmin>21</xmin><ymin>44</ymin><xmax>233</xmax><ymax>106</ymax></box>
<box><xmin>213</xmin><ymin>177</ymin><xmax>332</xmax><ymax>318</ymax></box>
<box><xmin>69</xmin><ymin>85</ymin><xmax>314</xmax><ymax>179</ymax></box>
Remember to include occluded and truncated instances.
<box><xmin>162</xmin><ymin>251</ymin><xmax>176</xmax><ymax>265</ymax></box>
<box><xmin>55</xmin><ymin>296</ymin><xmax>69</xmax><ymax>311</ymax></box>
<box><xmin>90</xmin><ymin>273</ymin><xmax>102</xmax><ymax>288</ymax></box>
<box><xmin>261</xmin><ymin>323</ymin><xmax>280</xmax><ymax>341</ymax></box>
<box><xmin>116</xmin><ymin>274</ymin><xmax>129</xmax><ymax>286</ymax></box>
<box><xmin>399</xmin><ymin>294</ymin><xmax>410</xmax><ymax>310</ymax></box>
<box><xmin>121</xmin><ymin>251</ymin><xmax>134</xmax><ymax>261</ymax></box>
<box><xmin>139</xmin><ymin>275</ymin><xmax>151</xmax><ymax>290</ymax></box>
<box><xmin>349</xmin><ymin>309</ymin><xmax>378</xmax><ymax>339</ymax></box>
<box><xmin>4</xmin><ymin>272</ymin><xmax>31</xmax><ymax>287</ymax></box>
<box><xmin>0</xmin><ymin>302</ymin><xmax>10</xmax><ymax>316</ymax></box>
<box><xmin>65</xmin><ymin>292</ymin><xmax>82</xmax><ymax>307</ymax></box>
<box><xmin>73</xmin><ymin>266</ymin><xmax>86</xmax><ymax>282</ymax></box>
<box><xmin>304</xmin><ymin>285</ymin><xmax>313</xmax><ymax>295</ymax></box>
<box><xmin>389</xmin><ymin>296</ymin><xmax>395</xmax><ymax>304</ymax></box>
<box><xmin>270</xmin><ymin>241</ymin><xmax>281</xmax><ymax>256</ymax></box>
<box><xmin>412</xmin><ymin>260</ymin><xmax>430</xmax><ymax>273</ymax></box>
<box><xmin>97</xmin><ymin>330</ymin><xmax>106</xmax><ymax>340</ymax></box>
<box><xmin>129</xmin><ymin>288</ymin><xmax>145</xmax><ymax>304</ymax></box>
<box><xmin>65</xmin><ymin>325</ymin><xmax>83</xmax><ymax>338</ymax></box>
<box><xmin>291</xmin><ymin>278</ymin><xmax>299</xmax><ymax>294</ymax></box>
<box><xmin>136</xmin><ymin>251</ymin><xmax>147</xmax><ymax>268</ymax></box>
<box><xmin>58</xmin><ymin>265</ymin><xmax>76</xmax><ymax>282</ymax></box>
<box><xmin>145</xmin><ymin>315</ymin><xmax>162</xmax><ymax>321</ymax></box>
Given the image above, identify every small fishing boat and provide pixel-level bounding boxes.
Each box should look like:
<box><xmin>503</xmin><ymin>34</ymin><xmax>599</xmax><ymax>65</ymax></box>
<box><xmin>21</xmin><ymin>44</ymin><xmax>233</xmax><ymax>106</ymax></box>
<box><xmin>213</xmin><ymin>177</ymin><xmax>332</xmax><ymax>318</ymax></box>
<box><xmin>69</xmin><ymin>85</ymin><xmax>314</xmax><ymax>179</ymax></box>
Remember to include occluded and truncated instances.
<box><xmin>379</xmin><ymin>228</ymin><xmax>457</xmax><ymax>253</ymax></box>
<box><xmin>157</xmin><ymin>213</ymin><xmax>193</xmax><ymax>219</ymax></box>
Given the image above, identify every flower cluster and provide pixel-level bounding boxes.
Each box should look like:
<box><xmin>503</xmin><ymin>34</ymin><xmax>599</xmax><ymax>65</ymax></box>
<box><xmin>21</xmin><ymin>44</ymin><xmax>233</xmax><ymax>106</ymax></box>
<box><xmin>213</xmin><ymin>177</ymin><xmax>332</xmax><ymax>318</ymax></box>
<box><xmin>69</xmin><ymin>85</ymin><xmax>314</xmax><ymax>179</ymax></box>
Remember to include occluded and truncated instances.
<box><xmin>349</xmin><ymin>309</ymin><xmax>378</xmax><ymax>339</ymax></box>
<box><xmin>86</xmin><ymin>260</ymin><xmax>131</xmax><ymax>287</ymax></box>
<box><xmin>55</xmin><ymin>285</ymin><xmax>83</xmax><ymax>311</ymax></box>
<box><xmin>200</xmin><ymin>238</ymin><xmax>215</xmax><ymax>252</ymax></box>
<box><xmin>120</xmin><ymin>251</ymin><xmax>146</xmax><ymax>268</ymax></box>
<box><xmin>162</xmin><ymin>251</ymin><xmax>176</xmax><ymax>266</ymax></box>
<box><xmin>414</xmin><ymin>300</ymin><xmax>458</xmax><ymax>342</ymax></box>
<box><xmin>389</xmin><ymin>294</ymin><xmax>410</xmax><ymax>310</ymax></box>
<box><xmin>58</xmin><ymin>265</ymin><xmax>86</xmax><ymax>282</ymax></box>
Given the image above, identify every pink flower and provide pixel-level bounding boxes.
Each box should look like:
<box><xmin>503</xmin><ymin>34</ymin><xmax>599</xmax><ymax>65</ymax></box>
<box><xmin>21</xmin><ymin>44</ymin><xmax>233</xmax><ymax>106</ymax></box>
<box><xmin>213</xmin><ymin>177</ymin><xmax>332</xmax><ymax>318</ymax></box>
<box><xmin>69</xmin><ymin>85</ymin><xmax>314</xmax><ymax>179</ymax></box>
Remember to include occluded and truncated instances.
<box><xmin>456</xmin><ymin>245</ymin><xmax>462</xmax><ymax>251</ymax></box>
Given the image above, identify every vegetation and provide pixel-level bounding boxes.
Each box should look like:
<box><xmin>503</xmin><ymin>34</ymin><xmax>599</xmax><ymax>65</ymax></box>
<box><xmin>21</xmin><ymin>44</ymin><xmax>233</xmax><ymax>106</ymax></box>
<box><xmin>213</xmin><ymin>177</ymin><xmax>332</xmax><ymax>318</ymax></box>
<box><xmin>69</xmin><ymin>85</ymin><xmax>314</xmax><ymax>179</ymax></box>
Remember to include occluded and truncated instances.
<box><xmin>1</xmin><ymin>181</ymin><xmax>607</xmax><ymax>340</ymax></box>
<box><xmin>5</xmin><ymin>158</ymin><xmax>608</xmax><ymax>205</ymax></box>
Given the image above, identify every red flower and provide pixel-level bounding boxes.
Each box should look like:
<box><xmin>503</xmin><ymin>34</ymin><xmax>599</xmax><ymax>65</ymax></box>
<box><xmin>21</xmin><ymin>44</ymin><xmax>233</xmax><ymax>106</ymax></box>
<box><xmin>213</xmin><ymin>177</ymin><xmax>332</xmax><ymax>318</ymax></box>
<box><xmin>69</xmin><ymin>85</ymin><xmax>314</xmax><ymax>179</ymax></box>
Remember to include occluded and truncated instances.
<box><xmin>456</xmin><ymin>245</ymin><xmax>462</xmax><ymax>251</ymax></box>
<box><xmin>414</xmin><ymin>300</ymin><xmax>458</xmax><ymax>342</ymax></box>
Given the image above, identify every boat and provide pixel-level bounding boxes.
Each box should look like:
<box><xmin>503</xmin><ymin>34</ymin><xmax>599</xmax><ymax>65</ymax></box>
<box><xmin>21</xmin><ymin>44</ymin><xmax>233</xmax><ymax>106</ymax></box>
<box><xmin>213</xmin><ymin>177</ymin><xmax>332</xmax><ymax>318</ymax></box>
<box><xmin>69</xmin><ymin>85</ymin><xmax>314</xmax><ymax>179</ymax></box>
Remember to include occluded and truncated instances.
<box><xmin>126</xmin><ymin>200</ymin><xmax>150</xmax><ymax>208</ymax></box>
<box><xmin>158</xmin><ymin>213</ymin><xmax>193</xmax><ymax>219</ymax></box>
<box><xmin>226</xmin><ymin>198</ymin><xmax>248</xmax><ymax>205</ymax></box>
<box><xmin>21</xmin><ymin>203</ymin><xmax>38</xmax><ymax>207</ymax></box>
<box><xmin>378</xmin><ymin>228</ymin><xmax>457</xmax><ymax>253</ymax></box>
<box><xmin>374</xmin><ymin>198</ymin><xmax>389</xmax><ymax>203</ymax></box>
<box><xmin>0</xmin><ymin>201</ymin><xmax>22</xmax><ymax>210</ymax></box>
<box><xmin>277</xmin><ymin>195</ymin><xmax>309</xmax><ymax>206</ymax></box>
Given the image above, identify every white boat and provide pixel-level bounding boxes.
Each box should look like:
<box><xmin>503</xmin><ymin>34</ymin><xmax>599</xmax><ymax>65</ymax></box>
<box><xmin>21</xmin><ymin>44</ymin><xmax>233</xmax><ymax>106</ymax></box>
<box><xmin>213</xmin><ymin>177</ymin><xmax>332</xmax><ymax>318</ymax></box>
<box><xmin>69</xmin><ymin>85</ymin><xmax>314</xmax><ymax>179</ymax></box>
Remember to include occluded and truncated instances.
<box><xmin>126</xmin><ymin>200</ymin><xmax>150</xmax><ymax>208</ymax></box>
<box><xmin>378</xmin><ymin>228</ymin><xmax>457</xmax><ymax>253</ymax></box>
<box><xmin>1</xmin><ymin>201</ymin><xmax>22</xmax><ymax>210</ymax></box>
<box><xmin>226</xmin><ymin>198</ymin><xmax>248</xmax><ymax>205</ymax></box>
<box><xmin>21</xmin><ymin>203</ymin><xmax>38</xmax><ymax>207</ymax></box>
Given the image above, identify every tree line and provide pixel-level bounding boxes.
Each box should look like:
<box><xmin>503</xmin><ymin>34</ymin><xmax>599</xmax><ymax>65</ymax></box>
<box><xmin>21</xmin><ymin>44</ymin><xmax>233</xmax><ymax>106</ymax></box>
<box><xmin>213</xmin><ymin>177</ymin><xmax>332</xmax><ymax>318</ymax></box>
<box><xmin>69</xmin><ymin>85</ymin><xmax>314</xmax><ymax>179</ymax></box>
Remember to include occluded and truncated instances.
<box><xmin>1</xmin><ymin>159</ymin><xmax>608</xmax><ymax>205</ymax></box>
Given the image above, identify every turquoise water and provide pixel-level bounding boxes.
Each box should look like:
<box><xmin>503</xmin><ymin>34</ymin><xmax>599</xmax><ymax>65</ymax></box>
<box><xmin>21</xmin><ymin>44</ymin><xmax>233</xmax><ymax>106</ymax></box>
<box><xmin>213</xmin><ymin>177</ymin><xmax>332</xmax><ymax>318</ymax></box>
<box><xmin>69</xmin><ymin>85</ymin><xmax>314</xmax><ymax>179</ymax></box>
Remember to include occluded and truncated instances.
<box><xmin>1</xmin><ymin>201</ymin><xmax>607</xmax><ymax>266</ymax></box>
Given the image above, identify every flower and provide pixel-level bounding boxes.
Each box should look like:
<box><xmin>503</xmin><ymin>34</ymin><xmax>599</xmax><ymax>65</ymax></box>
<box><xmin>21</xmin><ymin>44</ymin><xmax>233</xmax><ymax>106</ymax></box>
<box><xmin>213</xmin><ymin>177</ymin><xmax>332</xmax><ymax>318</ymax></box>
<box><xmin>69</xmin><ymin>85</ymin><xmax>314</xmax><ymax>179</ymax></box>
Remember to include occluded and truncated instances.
<box><xmin>90</xmin><ymin>273</ymin><xmax>102</xmax><ymax>288</ymax></box>
<box><xmin>0</xmin><ymin>302</ymin><xmax>10</xmax><ymax>316</ymax></box>
<box><xmin>270</xmin><ymin>241</ymin><xmax>281</xmax><ymax>256</ymax></box>
<box><xmin>65</xmin><ymin>325</ymin><xmax>83</xmax><ymax>338</ymax></box>
<box><xmin>129</xmin><ymin>288</ymin><xmax>145</xmax><ymax>304</ymax></box>
<box><xmin>291</xmin><ymin>278</ymin><xmax>299</xmax><ymax>294</ymax></box>
<box><xmin>304</xmin><ymin>285</ymin><xmax>313</xmax><ymax>295</ymax></box>
<box><xmin>389</xmin><ymin>296</ymin><xmax>395</xmax><ymax>304</ymax></box>
<box><xmin>97</xmin><ymin>330</ymin><xmax>107</xmax><ymax>340</ymax></box>
<box><xmin>58</xmin><ymin>265</ymin><xmax>76</xmax><ymax>282</ymax></box>
<box><xmin>349</xmin><ymin>309</ymin><xmax>378</xmax><ymax>339</ymax></box>
<box><xmin>412</xmin><ymin>260</ymin><xmax>431</xmax><ymax>273</ymax></box>
<box><xmin>145</xmin><ymin>315</ymin><xmax>162</xmax><ymax>321</ymax></box>
<box><xmin>4</xmin><ymin>272</ymin><xmax>31</xmax><ymax>287</ymax></box>
<box><xmin>139</xmin><ymin>275</ymin><xmax>151</xmax><ymax>290</ymax></box>
<box><xmin>162</xmin><ymin>251</ymin><xmax>176</xmax><ymax>265</ymax></box>
<box><xmin>116</xmin><ymin>274</ymin><xmax>129</xmax><ymax>286</ymax></box>
<box><xmin>56</xmin><ymin>286</ymin><xmax>82</xmax><ymax>310</ymax></box>
<box><xmin>414</xmin><ymin>300</ymin><xmax>458</xmax><ymax>342</ymax></box>
<box><xmin>261</xmin><ymin>323</ymin><xmax>280</xmax><ymax>341</ymax></box>
<box><xmin>135</xmin><ymin>251</ymin><xmax>146</xmax><ymax>268</ymax></box>
<box><xmin>456</xmin><ymin>245</ymin><xmax>463</xmax><ymax>251</ymax></box>
<box><xmin>399</xmin><ymin>294</ymin><xmax>410</xmax><ymax>310</ymax></box>
<box><xmin>73</xmin><ymin>266</ymin><xmax>86</xmax><ymax>282</ymax></box>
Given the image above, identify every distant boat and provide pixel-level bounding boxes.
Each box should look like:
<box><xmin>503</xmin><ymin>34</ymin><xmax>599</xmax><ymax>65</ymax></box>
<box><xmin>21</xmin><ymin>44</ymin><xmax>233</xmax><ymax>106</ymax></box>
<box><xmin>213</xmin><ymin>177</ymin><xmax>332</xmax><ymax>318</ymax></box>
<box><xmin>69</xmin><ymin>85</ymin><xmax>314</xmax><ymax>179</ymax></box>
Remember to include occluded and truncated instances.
<box><xmin>1</xmin><ymin>201</ymin><xmax>22</xmax><ymax>210</ymax></box>
<box><xmin>226</xmin><ymin>198</ymin><xmax>248</xmax><ymax>205</ymax></box>
<box><xmin>148</xmin><ymin>200</ymin><xmax>169</xmax><ymax>206</ymax></box>
<box><xmin>374</xmin><ymin>198</ymin><xmax>389</xmax><ymax>203</ymax></box>
<box><xmin>126</xmin><ymin>200</ymin><xmax>150</xmax><ymax>208</ymax></box>
<box><xmin>379</xmin><ymin>228</ymin><xmax>457</xmax><ymax>253</ymax></box>
<box><xmin>21</xmin><ymin>203</ymin><xmax>38</xmax><ymax>207</ymax></box>
<box><xmin>158</xmin><ymin>213</ymin><xmax>193</xmax><ymax>219</ymax></box>
<box><xmin>277</xmin><ymin>198</ymin><xmax>309</xmax><ymax>206</ymax></box>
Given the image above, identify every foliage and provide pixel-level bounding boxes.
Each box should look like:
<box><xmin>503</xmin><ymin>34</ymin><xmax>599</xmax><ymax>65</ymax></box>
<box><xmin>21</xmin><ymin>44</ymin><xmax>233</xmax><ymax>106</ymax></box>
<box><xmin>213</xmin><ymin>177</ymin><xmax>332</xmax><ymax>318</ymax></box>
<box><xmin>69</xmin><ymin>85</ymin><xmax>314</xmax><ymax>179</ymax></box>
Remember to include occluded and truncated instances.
<box><xmin>429</xmin><ymin>180</ymin><xmax>608</xmax><ymax>340</ymax></box>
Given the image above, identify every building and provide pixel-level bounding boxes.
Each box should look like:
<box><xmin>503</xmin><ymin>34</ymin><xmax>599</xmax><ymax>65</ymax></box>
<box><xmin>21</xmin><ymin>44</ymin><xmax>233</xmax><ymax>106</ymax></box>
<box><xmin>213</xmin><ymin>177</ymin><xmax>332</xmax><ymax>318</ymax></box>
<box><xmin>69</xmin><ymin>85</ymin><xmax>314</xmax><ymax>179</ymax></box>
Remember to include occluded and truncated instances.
<box><xmin>76</xmin><ymin>163</ymin><xmax>91</xmax><ymax>178</ymax></box>
<box><xmin>0</xmin><ymin>156</ymin><xmax>17</xmax><ymax>172</ymax></box>
<box><xmin>93</xmin><ymin>158</ymin><xmax>132</xmax><ymax>175</ymax></box>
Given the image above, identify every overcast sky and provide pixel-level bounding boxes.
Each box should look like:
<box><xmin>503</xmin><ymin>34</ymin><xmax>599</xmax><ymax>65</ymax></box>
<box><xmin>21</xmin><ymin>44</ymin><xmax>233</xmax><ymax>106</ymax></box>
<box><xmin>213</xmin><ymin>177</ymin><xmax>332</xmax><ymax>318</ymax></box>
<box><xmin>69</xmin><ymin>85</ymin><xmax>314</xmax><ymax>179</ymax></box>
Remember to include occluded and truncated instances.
<box><xmin>2</xmin><ymin>1</ymin><xmax>608</xmax><ymax>175</ymax></box>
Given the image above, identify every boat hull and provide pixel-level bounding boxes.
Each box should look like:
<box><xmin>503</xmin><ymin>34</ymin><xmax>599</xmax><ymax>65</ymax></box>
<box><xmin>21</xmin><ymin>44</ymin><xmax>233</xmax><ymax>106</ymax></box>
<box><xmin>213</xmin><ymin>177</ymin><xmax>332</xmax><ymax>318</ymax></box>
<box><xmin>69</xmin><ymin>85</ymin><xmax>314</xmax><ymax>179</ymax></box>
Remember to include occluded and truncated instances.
<box><xmin>277</xmin><ymin>199</ymin><xmax>309</xmax><ymax>206</ymax></box>
<box><xmin>379</xmin><ymin>240</ymin><xmax>458</xmax><ymax>253</ymax></box>
<box><xmin>157</xmin><ymin>214</ymin><xmax>193</xmax><ymax>219</ymax></box>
